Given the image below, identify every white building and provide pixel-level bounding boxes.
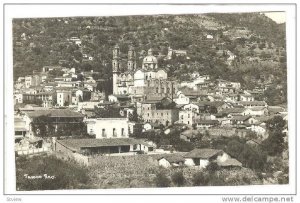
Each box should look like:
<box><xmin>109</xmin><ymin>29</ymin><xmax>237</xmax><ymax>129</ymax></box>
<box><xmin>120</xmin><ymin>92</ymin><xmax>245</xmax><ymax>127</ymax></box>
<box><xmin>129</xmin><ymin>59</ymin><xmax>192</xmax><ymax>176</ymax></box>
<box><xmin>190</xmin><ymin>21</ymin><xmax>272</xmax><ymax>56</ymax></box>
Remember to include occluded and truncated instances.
<box><xmin>85</xmin><ymin>118</ymin><xmax>129</xmax><ymax>139</ymax></box>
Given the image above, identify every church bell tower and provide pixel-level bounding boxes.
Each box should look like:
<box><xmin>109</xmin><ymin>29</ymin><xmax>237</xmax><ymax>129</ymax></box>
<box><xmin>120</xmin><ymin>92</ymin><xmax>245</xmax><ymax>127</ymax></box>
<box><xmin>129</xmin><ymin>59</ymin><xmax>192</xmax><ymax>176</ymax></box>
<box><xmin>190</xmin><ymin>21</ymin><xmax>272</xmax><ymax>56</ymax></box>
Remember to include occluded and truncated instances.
<box><xmin>127</xmin><ymin>45</ymin><xmax>136</xmax><ymax>72</ymax></box>
<box><xmin>112</xmin><ymin>44</ymin><xmax>120</xmax><ymax>94</ymax></box>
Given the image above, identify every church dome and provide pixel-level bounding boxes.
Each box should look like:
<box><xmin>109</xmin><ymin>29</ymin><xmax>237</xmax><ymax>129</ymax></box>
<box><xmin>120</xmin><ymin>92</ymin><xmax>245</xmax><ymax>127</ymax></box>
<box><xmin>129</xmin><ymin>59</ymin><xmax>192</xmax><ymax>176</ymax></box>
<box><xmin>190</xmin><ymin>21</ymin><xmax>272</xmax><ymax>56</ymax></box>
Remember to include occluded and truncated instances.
<box><xmin>143</xmin><ymin>48</ymin><xmax>158</xmax><ymax>64</ymax></box>
<box><xmin>143</xmin><ymin>55</ymin><xmax>158</xmax><ymax>64</ymax></box>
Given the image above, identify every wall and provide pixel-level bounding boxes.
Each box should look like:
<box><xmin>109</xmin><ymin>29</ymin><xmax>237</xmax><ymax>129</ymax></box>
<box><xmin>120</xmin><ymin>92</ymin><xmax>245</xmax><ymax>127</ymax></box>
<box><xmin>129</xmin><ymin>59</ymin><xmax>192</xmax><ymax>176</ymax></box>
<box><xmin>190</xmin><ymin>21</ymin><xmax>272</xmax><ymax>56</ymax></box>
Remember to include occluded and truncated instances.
<box><xmin>142</xmin><ymin>109</ymin><xmax>179</xmax><ymax>126</ymax></box>
<box><xmin>199</xmin><ymin>159</ymin><xmax>210</xmax><ymax>169</ymax></box>
<box><xmin>86</xmin><ymin>118</ymin><xmax>129</xmax><ymax>139</ymax></box>
<box><xmin>158</xmin><ymin>158</ymin><xmax>171</xmax><ymax>168</ymax></box>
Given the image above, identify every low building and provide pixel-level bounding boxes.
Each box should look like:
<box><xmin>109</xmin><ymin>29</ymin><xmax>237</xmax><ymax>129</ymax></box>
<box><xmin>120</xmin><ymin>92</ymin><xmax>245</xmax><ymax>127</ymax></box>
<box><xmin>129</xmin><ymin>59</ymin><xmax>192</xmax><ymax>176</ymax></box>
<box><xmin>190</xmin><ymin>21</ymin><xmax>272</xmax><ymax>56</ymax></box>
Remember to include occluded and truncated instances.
<box><xmin>195</xmin><ymin>120</ymin><xmax>219</xmax><ymax>129</ymax></box>
<box><xmin>22</xmin><ymin>109</ymin><xmax>84</xmax><ymax>138</ymax></box>
<box><xmin>55</xmin><ymin>138</ymin><xmax>152</xmax><ymax>155</ymax></box>
<box><xmin>184</xmin><ymin>148</ymin><xmax>229</xmax><ymax>169</ymax></box>
<box><xmin>14</xmin><ymin>117</ymin><xmax>28</xmax><ymax>142</ymax></box>
<box><xmin>157</xmin><ymin>154</ymin><xmax>185</xmax><ymax>168</ymax></box>
<box><xmin>179</xmin><ymin>110</ymin><xmax>200</xmax><ymax>126</ymax></box>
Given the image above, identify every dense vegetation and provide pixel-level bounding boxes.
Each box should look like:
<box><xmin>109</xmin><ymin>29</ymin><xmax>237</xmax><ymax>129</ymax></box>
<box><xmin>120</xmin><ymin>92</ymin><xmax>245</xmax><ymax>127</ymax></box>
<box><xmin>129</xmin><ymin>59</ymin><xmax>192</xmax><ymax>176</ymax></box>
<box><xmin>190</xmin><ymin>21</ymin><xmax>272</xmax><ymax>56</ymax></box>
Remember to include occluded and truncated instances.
<box><xmin>13</xmin><ymin>14</ymin><xmax>287</xmax><ymax>105</ymax></box>
<box><xmin>16</xmin><ymin>155</ymin><xmax>91</xmax><ymax>190</ymax></box>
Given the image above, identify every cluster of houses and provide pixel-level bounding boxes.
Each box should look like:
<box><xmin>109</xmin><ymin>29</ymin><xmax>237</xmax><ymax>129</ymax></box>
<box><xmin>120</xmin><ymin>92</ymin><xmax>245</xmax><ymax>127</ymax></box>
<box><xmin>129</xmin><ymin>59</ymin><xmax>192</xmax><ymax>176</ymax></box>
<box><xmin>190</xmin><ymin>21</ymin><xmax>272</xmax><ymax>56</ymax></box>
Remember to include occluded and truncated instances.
<box><xmin>13</xmin><ymin>45</ymin><xmax>288</xmax><ymax>170</ymax></box>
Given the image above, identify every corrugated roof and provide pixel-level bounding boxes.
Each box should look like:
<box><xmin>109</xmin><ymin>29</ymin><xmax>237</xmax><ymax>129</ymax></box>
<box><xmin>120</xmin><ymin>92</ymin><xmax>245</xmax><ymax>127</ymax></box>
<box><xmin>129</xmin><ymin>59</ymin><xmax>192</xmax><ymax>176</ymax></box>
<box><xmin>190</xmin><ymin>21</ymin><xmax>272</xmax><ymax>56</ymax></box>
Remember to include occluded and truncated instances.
<box><xmin>184</xmin><ymin>148</ymin><xmax>223</xmax><ymax>159</ymax></box>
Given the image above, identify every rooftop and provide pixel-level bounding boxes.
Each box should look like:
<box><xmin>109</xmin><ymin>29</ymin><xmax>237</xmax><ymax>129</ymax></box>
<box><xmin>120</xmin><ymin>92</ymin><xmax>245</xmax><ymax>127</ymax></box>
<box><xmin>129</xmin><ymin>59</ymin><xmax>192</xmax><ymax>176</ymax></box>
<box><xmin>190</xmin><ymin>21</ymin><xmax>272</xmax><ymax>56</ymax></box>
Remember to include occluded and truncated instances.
<box><xmin>24</xmin><ymin>109</ymin><xmax>84</xmax><ymax>118</ymax></box>
<box><xmin>184</xmin><ymin>148</ymin><xmax>223</xmax><ymax>159</ymax></box>
<box><xmin>57</xmin><ymin>138</ymin><xmax>149</xmax><ymax>152</ymax></box>
<box><xmin>158</xmin><ymin>154</ymin><xmax>185</xmax><ymax>163</ymax></box>
<box><xmin>217</xmin><ymin>158</ymin><xmax>242</xmax><ymax>167</ymax></box>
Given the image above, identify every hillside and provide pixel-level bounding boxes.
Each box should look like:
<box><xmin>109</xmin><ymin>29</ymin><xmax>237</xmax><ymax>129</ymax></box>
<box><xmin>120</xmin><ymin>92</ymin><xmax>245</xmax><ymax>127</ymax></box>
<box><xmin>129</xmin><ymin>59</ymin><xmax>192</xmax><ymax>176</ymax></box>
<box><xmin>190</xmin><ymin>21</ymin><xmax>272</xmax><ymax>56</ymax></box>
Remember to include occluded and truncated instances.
<box><xmin>13</xmin><ymin>13</ymin><xmax>286</xmax><ymax>98</ymax></box>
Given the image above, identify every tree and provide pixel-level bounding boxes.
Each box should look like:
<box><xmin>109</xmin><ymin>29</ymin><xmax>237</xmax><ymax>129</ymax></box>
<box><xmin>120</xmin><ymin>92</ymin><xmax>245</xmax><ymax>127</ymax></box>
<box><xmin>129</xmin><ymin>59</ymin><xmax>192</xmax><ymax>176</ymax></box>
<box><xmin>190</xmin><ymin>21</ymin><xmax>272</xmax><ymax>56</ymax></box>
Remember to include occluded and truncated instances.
<box><xmin>155</xmin><ymin>170</ymin><xmax>171</xmax><ymax>187</ymax></box>
<box><xmin>128</xmin><ymin>110</ymin><xmax>138</xmax><ymax>122</ymax></box>
<box><xmin>192</xmin><ymin>172</ymin><xmax>209</xmax><ymax>186</ymax></box>
<box><xmin>31</xmin><ymin>115</ymin><xmax>55</xmax><ymax>138</ymax></box>
<box><xmin>48</xmin><ymin>69</ymin><xmax>64</xmax><ymax>78</ymax></box>
<box><xmin>206</xmin><ymin>162</ymin><xmax>220</xmax><ymax>173</ymax></box>
<box><xmin>171</xmin><ymin>171</ymin><xmax>186</xmax><ymax>187</ymax></box>
<box><xmin>94</xmin><ymin>105</ymin><xmax>122</xmax><ymax>118</ymax></box>
<box><xmin>262</xmin><ymin>116</ymin><xmax>286</xmax><ymax>156</ymax></box>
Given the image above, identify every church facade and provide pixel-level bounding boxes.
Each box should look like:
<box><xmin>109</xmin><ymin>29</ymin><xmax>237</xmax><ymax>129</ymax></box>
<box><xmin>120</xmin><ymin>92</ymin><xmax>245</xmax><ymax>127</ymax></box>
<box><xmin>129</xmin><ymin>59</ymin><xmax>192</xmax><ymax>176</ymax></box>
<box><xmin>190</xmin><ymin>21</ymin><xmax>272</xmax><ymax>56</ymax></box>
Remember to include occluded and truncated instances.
<box><xmin>112</xmin><ymin>45</ymin><xmax>178</xmax><ymax>101</ymax></box>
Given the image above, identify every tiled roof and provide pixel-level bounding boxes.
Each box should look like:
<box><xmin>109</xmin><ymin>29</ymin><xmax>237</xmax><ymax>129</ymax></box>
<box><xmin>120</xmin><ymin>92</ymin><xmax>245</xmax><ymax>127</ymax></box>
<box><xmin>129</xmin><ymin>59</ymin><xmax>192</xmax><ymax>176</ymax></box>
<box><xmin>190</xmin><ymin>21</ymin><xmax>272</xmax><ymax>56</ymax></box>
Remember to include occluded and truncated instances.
<box><xmin>221</xmin><ymin>107</ymin><xmax>246</xmax><ymax>114</ymax></box>
<box><xmin>158</xmin><ymin>154</ymin><xmax>185</xmax><ymax>163</ymax></box>
<box><xmin>217</xmin><ymin>158</ymin><xmax>242</xmax><ymax>167</ymax></box>
<box><xmin>56</xmin><ymin>138</ymin><xmax>148</xmax><ymax>152</ymax></box>
<box><xmin>195</xmin><ymin>120</ymin><xmax>219</xmax><ymax>125</ymax></box>
<box><xmin>239</xmin><ymin>101</ymin><xmax>266</xmax><ymax>106</ymax></box>
<box><xmin>184</xmin><ymin>148</ymin><xmax>223</xmax><ymax>159</ymax></box>
<box><xmin>230</xmin><ymin>116</ymin><xmax>251</xmax><ymax>121</ymax></box>
<box><xmin>25</xmin><ymin>109</ymin><xmax>84</xmax><ymax>118</ymax></box>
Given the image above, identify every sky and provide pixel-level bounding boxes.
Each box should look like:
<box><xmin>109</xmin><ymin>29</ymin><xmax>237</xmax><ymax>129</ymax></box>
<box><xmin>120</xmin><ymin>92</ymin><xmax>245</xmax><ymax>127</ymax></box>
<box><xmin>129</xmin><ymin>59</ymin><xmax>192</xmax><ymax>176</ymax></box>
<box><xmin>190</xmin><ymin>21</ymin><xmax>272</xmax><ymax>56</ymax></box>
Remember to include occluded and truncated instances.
<box><xmin>264</xmin><ymin>12</ymin><xmax>286</xmax><ymax>24</ymax></box>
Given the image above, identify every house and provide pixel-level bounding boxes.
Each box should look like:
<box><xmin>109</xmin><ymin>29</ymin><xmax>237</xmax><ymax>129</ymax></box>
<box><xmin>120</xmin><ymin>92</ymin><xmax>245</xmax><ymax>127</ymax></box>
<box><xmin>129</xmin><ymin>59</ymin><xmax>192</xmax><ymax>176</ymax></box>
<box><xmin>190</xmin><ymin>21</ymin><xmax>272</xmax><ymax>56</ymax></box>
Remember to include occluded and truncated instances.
<box><xmin>217</xmin><ymin>158</ymin><xmax>242</xmax><ymax>169</ymax></box>
<box><xmin>221</xmin><ymin>107</ymin><xmax>250</xmax><ymax>116</ymax></box>
<box><xmin>14</xmin><ymin>117</ymin><xmax>28</xmax><ymax>142</ymax></box>
<box><xmin>55</xmin><ymin>138</ymin><xmax>152</xmax><ymax>156</ymax></box>
<box><xmin>157</xmin><ymin>154</ymin><xmax>185</xmax><ymax>168</ymax></box>
<box><xmin>247</xmin><ymin>107</ymin><xmax>268</xmax><ymax>116</ymax></box>
<box><xmin>85</xmin><ymin>118</ymin><xmax>129</xmax><ymax>139</ymax></box>
<box><xmin>108</xmin><ymin>94</ymin><xmax>131</xmax><ymax>103</ymax></box>
<box><xmin>178</xmin><ymin>110</ymin><xmax>200</xmax><ymax>126</ymax></box>
<box><xmin>173</xmin><ymin>91</ymin><xmax>190</xmax><ymax>105</ymax></box>
<box><xmin>230</xmin><ymin>116</ymin><xmax>252</xmax><ymax>126</ymax></box>
<box><xmin>239</xmin><ymin>94</ymin><xmax>255</xmax><ymax>102</ymax></box>
<box><xmin>139</xmin><ymin>97</ymin><xmax>179</xmax><ymax>126</ymax></box>
<box><xmin>268</xmin><ymin>106</ymin><xmax>286</xmax><ymax>115</ymax></box>
<box><xmin>56</xmin><ymin>89</ymin><xmax>72</xmax><ymax>106</ymax></box>
<box><xmin>184</xmin><ymin>148</ymin><xmax>229</xmax><ymax>169</ymax></box>
<box><xmin>195</xmin><ymin>120</ymin><xmax>219</xmax><ymax>129</ymax></box>
<box><xmin>239</xmin><ymin>101</ymin><xmax>267</xmax><ymax>108</ymax></box>
<box><xmin>21</xmin><ymin>109</ymin><xmax>84</xmax><ymax>139</ymax></box>
<box><xmin>180</xmin><ymin>129</ymin><xmax>202</xmax><ymax>142</ymax></box>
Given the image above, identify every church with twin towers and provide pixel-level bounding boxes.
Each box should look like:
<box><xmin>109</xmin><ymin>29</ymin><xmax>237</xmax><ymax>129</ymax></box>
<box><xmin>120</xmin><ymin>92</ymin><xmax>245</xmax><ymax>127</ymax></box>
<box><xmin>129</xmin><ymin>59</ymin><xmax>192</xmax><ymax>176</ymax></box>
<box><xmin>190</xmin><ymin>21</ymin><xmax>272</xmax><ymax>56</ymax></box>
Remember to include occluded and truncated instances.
<box><xmin>112</xmin><ymin>44</ymin><xmax>178</xmax><ymax>102</ymax></box>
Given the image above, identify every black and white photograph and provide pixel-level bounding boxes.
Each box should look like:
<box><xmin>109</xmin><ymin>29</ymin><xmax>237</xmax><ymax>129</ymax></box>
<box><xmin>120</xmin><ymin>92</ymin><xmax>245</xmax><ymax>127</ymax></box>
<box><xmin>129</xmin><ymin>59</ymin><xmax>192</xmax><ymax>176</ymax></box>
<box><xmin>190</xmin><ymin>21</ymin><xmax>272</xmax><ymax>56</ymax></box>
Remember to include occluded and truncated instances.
<box><xmin>2</xmin><ymin>1</ymin><xmax>299</xmax><ymax>203</ymax></box>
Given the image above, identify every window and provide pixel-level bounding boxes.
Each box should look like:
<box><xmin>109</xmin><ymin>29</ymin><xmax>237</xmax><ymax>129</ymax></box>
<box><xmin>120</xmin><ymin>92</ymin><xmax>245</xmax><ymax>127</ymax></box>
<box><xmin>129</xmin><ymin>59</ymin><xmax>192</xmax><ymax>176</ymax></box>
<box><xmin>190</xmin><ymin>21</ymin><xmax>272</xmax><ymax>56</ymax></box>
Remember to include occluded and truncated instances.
<box><xmin>113</xmin><ymin>128</ymin><xmax>117</xmax><ymax>137</ymax></box>
<box><xmin>121</xmin><ymin>128</ymin><xmax>125</xmax><ymax>136</ymax></box>
<box><xmin>102</xmin><ymin>129</ymin><xmax>106</xmax><ymax>137</ymax></box>
<box><xmin>161</xmin><ymin>113</ymin><xmax>163</xmax><ymax>116</ymax></box>
<box><xmin>181</xmin><ymin>115</ymin><xmax>184</xmax><ymax>119</ymax></box>
<box><xmin>188</xmin><ymin>114</ymin><xmax>190</xmax><ymax>118</ymax></box>
<box><xmin>156</xmin><ymin>87</ymin><xmax>159</xmax><ymax>93</ymax></box>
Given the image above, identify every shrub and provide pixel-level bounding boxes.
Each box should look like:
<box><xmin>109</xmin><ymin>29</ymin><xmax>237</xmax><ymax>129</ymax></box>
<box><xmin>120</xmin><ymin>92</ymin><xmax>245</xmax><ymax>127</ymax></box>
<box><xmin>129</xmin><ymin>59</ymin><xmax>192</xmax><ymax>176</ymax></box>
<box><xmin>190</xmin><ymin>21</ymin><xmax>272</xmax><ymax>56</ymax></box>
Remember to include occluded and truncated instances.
<box><xmin>192</xmin><ymin>171</ymin><xmax>209</xmax><ymax>186</ymax></box>
<box><xmin>171</xmin><ymin>171</ymin><xmax>186</xmax><ymax>187</ymax></box>
<box><xmin>206</xmin><ymin>162</ymin><xmax>220</xmax><ymax>173</ymax></box>
<box><xmin>154</xmin><ymin>170</ymin><xmax>171</xmax><ymax>187</ymax></box>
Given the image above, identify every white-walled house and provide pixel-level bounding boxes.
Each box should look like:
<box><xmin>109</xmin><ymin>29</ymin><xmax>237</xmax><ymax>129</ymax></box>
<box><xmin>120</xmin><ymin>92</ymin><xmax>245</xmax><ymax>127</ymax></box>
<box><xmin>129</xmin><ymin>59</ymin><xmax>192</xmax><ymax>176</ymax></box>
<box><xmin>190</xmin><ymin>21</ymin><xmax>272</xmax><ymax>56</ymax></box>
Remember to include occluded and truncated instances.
<box><xmin>158</xmin><ymin>154</ymin><xmax>185</xmax><ymax>168</ymax></box>
<box><xmin>184</xmin><ymin>148</ymin><xmax>229</xmax><ymax>169</ymax></box>
<box><xmin>85</xmin><ymin>118</ymin><xmax>129</xmax><ymax>139</ymax></box>
<box><xmin>174</xmin><ymin>92</ymin><xmax>190</xmax><ymax>105</ymax></box>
